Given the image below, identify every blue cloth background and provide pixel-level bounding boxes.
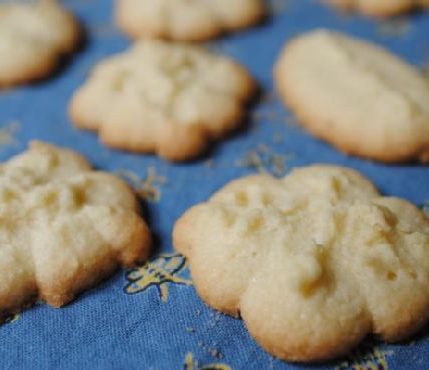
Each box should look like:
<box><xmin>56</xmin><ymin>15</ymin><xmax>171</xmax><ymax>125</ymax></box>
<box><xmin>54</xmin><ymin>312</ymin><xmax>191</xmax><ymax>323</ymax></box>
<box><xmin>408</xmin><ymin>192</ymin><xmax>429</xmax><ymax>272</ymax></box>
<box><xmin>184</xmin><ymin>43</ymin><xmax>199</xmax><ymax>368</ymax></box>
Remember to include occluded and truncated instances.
<box><xmin>0</xmin><ymin>0</ymin><xmax>429</xmax><ymax>369</ymax></box>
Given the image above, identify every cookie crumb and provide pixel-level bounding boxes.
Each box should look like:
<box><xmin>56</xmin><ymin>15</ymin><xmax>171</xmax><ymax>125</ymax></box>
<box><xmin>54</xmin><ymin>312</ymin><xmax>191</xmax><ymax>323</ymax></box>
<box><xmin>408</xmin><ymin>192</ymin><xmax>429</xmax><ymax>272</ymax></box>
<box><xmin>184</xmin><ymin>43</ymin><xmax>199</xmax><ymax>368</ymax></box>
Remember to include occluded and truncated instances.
<box><xmin>209</xmin><ymin>348</ymin><xmax>223</xmax><ymax>360</ymax></box>
<box><xmin>197</xmin><ymin>340</ymin><xmax>223</xmax><ymax>360</ymax></box>
<box><xmin>2</xmin><ymin>313</ymin><xmax>20</xmax><ymax>325</ymax></box>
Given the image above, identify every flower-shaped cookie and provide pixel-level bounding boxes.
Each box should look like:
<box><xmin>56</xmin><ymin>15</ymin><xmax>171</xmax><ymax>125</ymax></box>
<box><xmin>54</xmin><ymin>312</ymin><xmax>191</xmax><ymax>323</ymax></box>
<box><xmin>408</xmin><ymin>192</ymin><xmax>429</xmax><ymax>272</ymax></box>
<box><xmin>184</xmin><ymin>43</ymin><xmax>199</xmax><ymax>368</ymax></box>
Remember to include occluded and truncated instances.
<box><xmin>328</xmin><ymin>0</ymin><xmax>429</xmax><ymax>16</ymax></box>
<box><xmin>174</xmin><ymin>165</ymin><xmax>429</xmax><ymax>362</ymax></box>
<box><xmin>0</xmin><ymin>1</ymin><xmax>79</xmax><ymax>87</ymax></box>
<box><xmin>69</xmin><ymin>40</ymin><xmax>256</xmax><ymax>161</ymax></box>
<box><xmin>0</xmin><ymin>142</ymin><xmax>151</xmax><ymax>319</ymax></box>
<box><xmin>115</xmin><ymin>0</ymin><xmax>265</xmax><ymax>41</ymax></box>
<box><xmin>275</xmin><ymin>30</ymin><xmax>429</xmax><ymax>163</ymax></box>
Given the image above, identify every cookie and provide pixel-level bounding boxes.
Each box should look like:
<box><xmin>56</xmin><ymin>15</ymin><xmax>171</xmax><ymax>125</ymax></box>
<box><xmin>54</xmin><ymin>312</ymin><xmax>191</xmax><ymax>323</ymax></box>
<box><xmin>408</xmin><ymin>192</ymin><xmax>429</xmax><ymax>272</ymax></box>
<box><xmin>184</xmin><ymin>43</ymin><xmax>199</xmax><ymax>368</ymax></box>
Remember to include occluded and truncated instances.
<box><xmin>173</xmin><ymin>165</ymin><xmax>429</xmax><ymax>362</ymax></box>
<box><xmin>327</xmin><ymin>0</ymin><xmax>429</xmax><ymax>17</ymax></box>
<box><xmin>0</xmin><ymin>1</ymin><xmax>80</xmax><ymax>87</ymax></box>
<box><xmin>69</xmin><ymin>40</ymin><xmax>256</xmax><ymax>161</ymax></box>
<box><xmin>274</xmin><ymin>30</ymin><xmax>429</xmax><ymax>163</ymax></box>
<box><xmin>0</xmin><ymin>141</ymin><xmax>151</xmax><ymax>319</ymax></box>
<box><xmin>115</xmin><ymin>0</ymin><xmax>265</xmax><ymax>41</ymax></box>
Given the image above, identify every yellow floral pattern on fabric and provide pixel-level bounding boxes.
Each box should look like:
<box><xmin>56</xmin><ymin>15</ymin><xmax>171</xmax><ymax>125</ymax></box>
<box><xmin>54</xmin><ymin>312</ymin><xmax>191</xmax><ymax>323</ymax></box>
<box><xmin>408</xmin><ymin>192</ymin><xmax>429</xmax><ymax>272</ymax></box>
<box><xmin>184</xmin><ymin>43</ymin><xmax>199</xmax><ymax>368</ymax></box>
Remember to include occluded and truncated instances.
<box><xmin>335</xmin><ymin>339</ymin><xmax>392</xmax><ymax>370</ymax></box>
<box><xmin>125</xmin><ymin>253</ymin><xmax>192</xmax><ymax>302</ymax></box>
<box><xmin>235</xmin><ymin>143</ymin><xmax>293</xmax><ymax>177</ymax></box>
<box><xmin>376</xmin><ymin>19</ymin><xmax>412</xmax><ymax>38</ymax></box>
<box><xmin>116</xmin><ymin>167</ymin><xmax>167</xmax><ymax>202</ymax></box>
<box><xmin>184</xmin><ymin>352</ymin><xmax>231</xmax><ymax>370</ymax></box>
<box><xmin>0</xmin><ymin>121</ymin><xmax>20</xmax><ymax>149</ymax></box>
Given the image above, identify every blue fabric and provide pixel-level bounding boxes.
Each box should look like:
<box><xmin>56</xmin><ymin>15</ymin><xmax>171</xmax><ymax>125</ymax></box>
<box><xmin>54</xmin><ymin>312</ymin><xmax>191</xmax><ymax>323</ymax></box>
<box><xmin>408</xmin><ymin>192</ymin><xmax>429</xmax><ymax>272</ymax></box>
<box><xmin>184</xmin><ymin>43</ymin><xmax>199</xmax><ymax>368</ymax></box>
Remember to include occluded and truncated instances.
<box><xmin>1</xmin><ymin>0</ymin><xmax>429</xmax><ymax>369</ymax></box>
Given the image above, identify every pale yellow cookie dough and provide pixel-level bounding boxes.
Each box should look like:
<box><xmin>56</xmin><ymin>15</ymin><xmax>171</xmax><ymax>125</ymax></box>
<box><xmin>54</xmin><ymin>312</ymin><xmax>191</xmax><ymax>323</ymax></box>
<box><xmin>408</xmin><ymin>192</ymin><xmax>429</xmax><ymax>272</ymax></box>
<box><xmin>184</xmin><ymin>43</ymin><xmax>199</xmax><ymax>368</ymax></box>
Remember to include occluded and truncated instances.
<box><xmin>0</xmin><ymin>1</ymin><xmax>79</xmax><ymax>87</ymax></box>
<box><xmin>0</xmin><ymin>142</ymin><xmax>151</xmax><ymax>319</ymax></box>
<box><xmin>115</xmin><ymin>0</ymin><xmax>265</xmax><ymax>41</ymax></box>
<box><xmin>174</xmin><ymin>165</ymin><xmax>429</xmax><ymax>362</ymax></box>
<box><xmin>69</xmin><ymin>40</ymin><xmax>256</xmax><ymax>161</ymax></box>
<box><xmin>275</xmin><ymin>29</ymin><xmax>429</xmax><ymax>163</ymax></box>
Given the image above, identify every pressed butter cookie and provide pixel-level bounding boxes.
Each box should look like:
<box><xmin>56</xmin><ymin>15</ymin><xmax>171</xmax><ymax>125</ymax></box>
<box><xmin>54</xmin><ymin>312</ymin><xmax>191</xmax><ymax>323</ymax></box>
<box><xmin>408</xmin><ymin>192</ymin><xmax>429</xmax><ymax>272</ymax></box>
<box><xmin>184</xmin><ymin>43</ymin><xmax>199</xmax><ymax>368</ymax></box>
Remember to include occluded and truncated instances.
<box><xmin>328</xmin><ymin>0</ymin><xmax>429</xmax><ymax>17</ymax></box>
<box><xmin>275</xmin><ymin>30</ymin><xmax>429</xmax><ymax>163</ymax></box>
<box><xmin>0</xmin><ymin>142</ymin><xmax>151</xmax><ymax>319</ymax></box>
<box><xmin>115</xmin><ymin>0</ymin><xmax>265</xmax><ymax>41</ymax></box>
<box><xmin>0</xmin><ymin>1</ymin><xmax>80</xmax><ymax>87</ymax></box>
<box><xmin>69</xmin><ymin>40</ymin><xmax>256</xmax><ymax>161</ymax></box>
<box><xmin>174</xmin><ymin>165</ymin><xmax>429</xmax><ymax>362</ymax></box>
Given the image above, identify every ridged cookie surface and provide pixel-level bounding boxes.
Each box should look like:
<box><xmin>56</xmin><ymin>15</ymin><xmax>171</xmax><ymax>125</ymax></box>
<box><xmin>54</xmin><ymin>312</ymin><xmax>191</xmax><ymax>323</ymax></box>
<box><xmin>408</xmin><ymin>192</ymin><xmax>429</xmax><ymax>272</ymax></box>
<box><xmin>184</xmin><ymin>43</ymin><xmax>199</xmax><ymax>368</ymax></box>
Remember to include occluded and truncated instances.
<box><xmin>328</xmin><ymin>0</ymin><xmax>429</xmax><ymax>16</ymax></box>
<box><xmin>174</xmin><ymin>165</ymin><xmax>429</xmax><ymax>362</ymax></box>
<box><xmin>0</xmin><ymin>142</ymin><xmax>151</xmax><ymax>319</ymax></box>
<box><xmin>275</xmin><ymin>30</ymin><xmax>429</xmax><ymax>163</ymax></box>
<box><xmin>0</xmin><ymin>1</ymin><xmax>79</xmax><ymax>87</ymax></box>
<box><xmin>70</xmin><ymin>40</ymin><xmax>256</xmax><ymax>161</ymax></box>
<box><xmin>115</xmin><ymin>0</ymin><xmax>265</xmax><ymax>41</ymax></box>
